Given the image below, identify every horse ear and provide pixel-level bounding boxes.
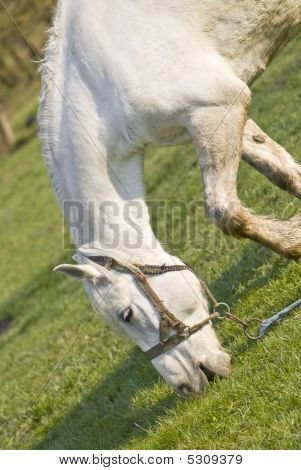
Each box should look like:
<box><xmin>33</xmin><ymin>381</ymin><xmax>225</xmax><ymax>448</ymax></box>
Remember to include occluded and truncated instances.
<box><xmin>54</xmin><ymin>264</ymin><xmax>100</xmax><ymax>281</ymax></box>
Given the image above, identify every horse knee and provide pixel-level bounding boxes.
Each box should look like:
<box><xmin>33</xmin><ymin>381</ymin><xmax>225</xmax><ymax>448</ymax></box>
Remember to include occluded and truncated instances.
<box><xmin>207</xmin><ymin>202</ymin><xmax>249</xmax><ymax>237</ymax></box>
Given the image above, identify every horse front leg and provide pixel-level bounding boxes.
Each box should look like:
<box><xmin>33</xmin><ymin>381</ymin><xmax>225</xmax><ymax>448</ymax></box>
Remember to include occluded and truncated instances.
<box><xmin>242</xmin><ymin>119</ymin><xmax>301</xmax><ymax>200</ymax></box>
<box><xmin>186</xmin><ymin>94</ymin><xmax>301</xmax><ymax>261</ymax></box>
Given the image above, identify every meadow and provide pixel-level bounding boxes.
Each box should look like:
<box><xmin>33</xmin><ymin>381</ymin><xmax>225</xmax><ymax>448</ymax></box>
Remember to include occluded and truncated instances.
<box><xmin>0</xmin><ymin>29</ymin><xmax>300</xmax><ymax>449</ymax></box>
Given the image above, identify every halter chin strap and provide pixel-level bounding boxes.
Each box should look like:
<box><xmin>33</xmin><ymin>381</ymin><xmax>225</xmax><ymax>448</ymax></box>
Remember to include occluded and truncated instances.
<box><xmin>88</xmin><ymin>255</ymin><xmax>219</xmax><ymax>360</ymax></box>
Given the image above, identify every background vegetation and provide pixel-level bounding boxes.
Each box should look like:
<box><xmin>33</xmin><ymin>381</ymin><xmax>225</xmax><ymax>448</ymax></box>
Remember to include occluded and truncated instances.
<box><xmin>0</xmin><ymin>0</ymin><xmax>53</xmax><ymax>107</ymax></box>
<box><xmin>0</xmin><ymin>0</ymin><xmax>300</xmax><ymax>450</ymax></box>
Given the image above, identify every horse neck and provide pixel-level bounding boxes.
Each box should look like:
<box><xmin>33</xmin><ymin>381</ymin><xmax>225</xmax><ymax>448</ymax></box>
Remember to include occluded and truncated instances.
<box><xmin>60</xmin><ymin>148</ymin><xmax>164</xmax><ymax>258</ymax></box>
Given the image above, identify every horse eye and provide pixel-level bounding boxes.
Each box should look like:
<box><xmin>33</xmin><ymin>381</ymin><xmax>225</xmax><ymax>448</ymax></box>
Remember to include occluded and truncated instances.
<box><xmin>122</xmin><ymin>307</ymin><xmax>133</xmax><ymax>323</ymax></box>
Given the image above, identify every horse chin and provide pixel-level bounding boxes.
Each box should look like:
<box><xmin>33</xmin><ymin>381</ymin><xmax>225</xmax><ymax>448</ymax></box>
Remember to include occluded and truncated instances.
<box><xmin>152</xmin><ymin>348</ymin><xmax>231</xmax><ymax>395</ymax></box>
<box><xmin>199</xmin><ymin>350</ymin><xmax>231</xmax><ymax>380</ymax></box>
<box><xmin>177</xmin><ymin>368</ymin><xmax>209</xmax><ymax>395</ymax></box>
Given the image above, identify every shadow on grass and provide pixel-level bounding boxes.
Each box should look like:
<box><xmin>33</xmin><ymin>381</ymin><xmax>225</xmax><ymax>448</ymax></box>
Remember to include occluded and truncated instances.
<box><xmin>0</xmin><ymin>315</ymin><xmax>14</xmax><ymax>335</ymax></box>
<box><xmin>15</xmin><ymin>127</ymin><xmax>38</xmax><ymax>150</ymax></box>
<box><xmin>209</xmin><ymin>243</ymin><xmax>289</xmax><ymax>304</ymax></box>
<box><xmin>0</xmin><ymin>250</ymin><xmax>84</xmax><ymax>355</ymax></box>
<box><xmin>208</xmin><ymin>243</ymin><xmax>292</xmax><ymax>357</ymax></box>
<box><xmin>36</xmin><ymin>349</ymin><xmax>179</xmax><ymax>450</ymax></box>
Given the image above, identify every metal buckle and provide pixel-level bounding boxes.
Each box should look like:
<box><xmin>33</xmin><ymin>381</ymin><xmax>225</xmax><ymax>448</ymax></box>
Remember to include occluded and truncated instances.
<box><xmin>213</xmin><ymin>302</ymin><xmax>231</xmax><ymax>319</ymax></box>
<box><xmin>183</xmin><ymin>326</ymin><xmax>190</xmax><ymax>340</ymax></box>
<box><xmin>243</xmin><ymin>318</ymin><xmax>262</xmax><ymax>340</ymax></box>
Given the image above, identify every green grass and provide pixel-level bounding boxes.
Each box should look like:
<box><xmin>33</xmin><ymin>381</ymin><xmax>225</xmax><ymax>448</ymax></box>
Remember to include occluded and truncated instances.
<box><xmin>0</xmin><ymin>36</ymin><xmax>301</xmax><ymax>450</ymax></box>
<box><xmin>0</xmin><ymin>0</ymin><xmax>53</xmax><ymax>104</ymax></box>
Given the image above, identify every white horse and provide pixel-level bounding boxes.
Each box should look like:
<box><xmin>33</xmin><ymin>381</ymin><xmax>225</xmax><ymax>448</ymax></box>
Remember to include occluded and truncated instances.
<box><xmin>39</xmin><ymin>0</ymin><xmax>301</xmax><ymax>394</ymax></box>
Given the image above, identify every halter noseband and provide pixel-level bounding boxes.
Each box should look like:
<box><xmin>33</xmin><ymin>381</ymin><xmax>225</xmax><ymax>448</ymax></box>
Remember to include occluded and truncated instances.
<box><xmin>88</xmin><ymin>256</ymin><xmax>219</xmax><ymax>360</ymax></box>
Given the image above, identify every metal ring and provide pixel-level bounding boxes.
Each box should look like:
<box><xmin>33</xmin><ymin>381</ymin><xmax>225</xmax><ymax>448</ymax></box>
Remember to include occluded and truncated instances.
<box><xmin>243</xmin><ymin>318</ymin><xmax>262</xmax><ymax>340</ymax></box>
<box><xmin>183</xmin><ymin>327</ymin><xmax>190</xmax><ymax>340</ymax></box>
<box><xmin>213</xmin><ymin>302</ymin><xmax>230</xmax><ymax>320</ymax></box>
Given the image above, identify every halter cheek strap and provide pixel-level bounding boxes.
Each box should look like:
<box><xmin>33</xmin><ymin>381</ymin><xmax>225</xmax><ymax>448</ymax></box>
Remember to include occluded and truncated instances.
<box><xmin>88</xmin><ymin>256</ymin><xmax>219</xmax><ymax>360</ymax></box>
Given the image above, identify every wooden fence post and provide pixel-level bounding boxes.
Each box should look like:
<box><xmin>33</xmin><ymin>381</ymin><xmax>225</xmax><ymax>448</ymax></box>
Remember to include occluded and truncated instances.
<box><xmin>0</xmin><ymin>103</ymin><xmax>16</xmax><ymax>154</ymax></box>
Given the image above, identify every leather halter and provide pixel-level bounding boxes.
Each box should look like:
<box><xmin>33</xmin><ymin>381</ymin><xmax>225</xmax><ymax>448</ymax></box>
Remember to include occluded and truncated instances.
<box><xmin>88</xmin><ymin>255</ymin><xmax>219</xmax><ymax>360</ymax></box>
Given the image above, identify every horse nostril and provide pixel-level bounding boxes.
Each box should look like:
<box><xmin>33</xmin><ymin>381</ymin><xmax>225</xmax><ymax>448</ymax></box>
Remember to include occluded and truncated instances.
<box><xmin>199</xmin><ymin>363</ymin><xmax>217</xmax><ymax>382</ymax></box>
<box><xmin>178</xmin><ymin>383</ymin><xmax>193</xmax><ymax>395</ymax></box>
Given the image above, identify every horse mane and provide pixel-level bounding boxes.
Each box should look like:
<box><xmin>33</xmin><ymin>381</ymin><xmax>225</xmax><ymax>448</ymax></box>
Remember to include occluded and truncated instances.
<box><xmin>38</xmin><ymin>0</ymin><xmax>66</xmax><ymax>203</ymax></box>
<box><xmin>76</xmin><ymin>246</ymin><xmax>144</xmax><ymax>274</ymax></box>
